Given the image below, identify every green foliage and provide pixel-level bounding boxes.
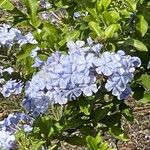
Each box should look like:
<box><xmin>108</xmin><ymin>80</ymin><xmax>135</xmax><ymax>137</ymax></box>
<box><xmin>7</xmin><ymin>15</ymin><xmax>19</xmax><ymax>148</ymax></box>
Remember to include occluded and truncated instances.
<box><xmin>109</xmin><ymin>125</ymin><xmax>129</xmax><ymax>141</ymax></box>
<box><xmin>136</xmin><ymin>15</ymin><xmax>148</xmax><ymax>37</ymax></box>
<box><xmin>123</xmin><ymin>38</ymin><xmax>148</xmax><ymax>51</ymax></box>
<box><xmin>0</xmin><ymin>0</ymin><xmax>14</xmax><ymax>10</ymax></box>
<box><xmin>86</xmin><ymin>133</ymin><xmax>115</xmax><ymax>150</ymax></box>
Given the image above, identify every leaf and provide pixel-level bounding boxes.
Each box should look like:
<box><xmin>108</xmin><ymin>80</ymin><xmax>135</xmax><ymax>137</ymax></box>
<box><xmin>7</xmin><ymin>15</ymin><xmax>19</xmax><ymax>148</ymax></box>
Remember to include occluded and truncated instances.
<box><xmin>92</xmin><ymin>103</ymin><xmax>113</xmax><ymax>121</ymax></box>
<box><xmin>120</xmin><ymin>104</ymin><xmax>134</xmax><ymax>122</ymax></box>
<box><xmin>100</xmin><ymin>113</ymin><xmax>121</xmax><ymax>126</ymax></box>
<box><xmin>103</xmin><ymin>10</ymin><xmax>120</xmax><ymax>25</ymax></box>
<box><xmin>35</xmin><ymin>116</ymin><xmax>54</xmax><ymax>138</ymax></box>
<box><xmin>16</xmin><ymin>44</ymin><xmax>36</xmax><ymax>75</ymax></box>
<box><xmin>103</xmin><ymin>11</ymin><xmax>114</xmax><ymax>25</ymax></box>
<box><xmin>44</xmin><ymin>22</ymin><xmax>58</xmax><ymax>35</ymax></box>
<box><xmin>109</xmin><ymin>126</ymin><xmax>129</xmax><ymax>141</ymax></box>
<box><xmin>136</xmin><ymin>15</ymin><xmax>148</xmax><ymax>37</ymax></box>
<box><xmin>124</xmin><ymin>38</ymin><xmax>148</xmax><ymax>51</ymax></box>
<box><xmin>67</xmin><ymin>136</ymin><xmax>86</xmax><ymax>146</ymax></box>
<box><xmin>86</xmin><ymin>135</ymin><xmax>99</xmax><ymax>150</ymax></box>
<box><xmin>59</xmin><ymin>30</ymin><xmax>80</xmax><ymax>46</ymax></box>
<box><xmin>124</xmin><ymin>0</ymin><xmax>137</xmax><ymax>11</ymax></box>
<box><xmin>0</xmin><ymin>0</ymin><xmax>14</xmax><ymax>10</ymax></box>
<box><xmin>86</xmin><ymin>8</ymin><xmax>99</xmax><ymax>20</ymax></box>
<box><xmin>17</xmin><ymin>44</ymin><xmax>36</xmax><ymax>61</ymax></box>
<box><xmin>63</xmin><ymin>118</ymin><xmax>85</xmax><ymax>131</ymax></box>
<box><xmin>86</xmin><ymin>133</ymin><xmax>112</xmax><ymax>150</ymax></box>
<box><xmin>101</xmin><ymin>0</ymin><xmax>111</xmax><ymax>9</ymax></box>
<box><xmin>89</xmin><ymin>21</ymin><xmax>102</xmax><ymax>36</ymax></box>
<box><xmin>139</xmin><ymin>90</ymin><xmax>150</xmax><ymax>104</ymax></box>
<box><xmin>104</xmin><ymin>24</ymin><xmax>120</xmax><ymax>38</ymax></box>
<box><xmin>79</xmin><ymin>99</ymin><xmax>91</xmax><ymax>116</ymax></box>
<box><xmin>30</xmin><ymin>140</ymin><xmax>46</xmax><ymax>150</ymax></box>
<box><xmin>22</xmin><ymin>0</ymin><xmax>38</xmax><ymax>24</ymax></box>
<box><xmin>137</xmin><ymin>74</ymin><xmax>150</xmax><ymax>90</ymax></box>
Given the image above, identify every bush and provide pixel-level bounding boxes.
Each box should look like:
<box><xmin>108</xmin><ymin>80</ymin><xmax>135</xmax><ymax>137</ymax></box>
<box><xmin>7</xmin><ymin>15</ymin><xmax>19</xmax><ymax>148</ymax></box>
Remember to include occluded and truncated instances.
<box><xmin>0</xmin><ymin>0</ymin><xmax>149</xmax><ymax>149</ymax></box>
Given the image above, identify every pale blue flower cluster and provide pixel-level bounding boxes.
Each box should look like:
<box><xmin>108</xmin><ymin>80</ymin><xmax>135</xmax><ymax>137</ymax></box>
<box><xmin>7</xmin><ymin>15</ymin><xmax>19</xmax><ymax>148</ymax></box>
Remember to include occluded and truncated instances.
<box><xmin>0</xmin><ymin>113</ymin><xmax>34</xmax><ymax>150</ymax></box>
<box><xmin>0</xmin><ymin>113</ymin><xmax>34</xmax><ymax>133</ymax></box>
<box><xmin>23</xmin><ymin>39</ymin><xmax>102</xmax><ymax>116</ymax></box>
<box><xmin>0</xmin><ymin>24</ymin><xmax>37</xmax><ymax>49</ymax></box>
<box><xmin>0</xmin><ymin>24</ymin><xmax>21</xmax><ymax>48</ymax></box>
<box><xmin>98</xmin><ymin>51</ymin><xmax>141</xmax><ymax>99</ymax></box>
<box><xmin>0</xmin><ymin>79</ymin><xmax>23</xmax><ymax>97</ymax></box>
<box><xmin>22</xmin><ymin>39</ymin><xmax>140</xmax><ymax>116</ymax></box>
<box><xmin>18</xmin><ymin>32</ymin><xmax>38</xmax><ymax>46</ymax></box>
<box><xmin>0</xmin><ymin>129</ymin><xmax>16</xmax><ymax>150</ymax></box>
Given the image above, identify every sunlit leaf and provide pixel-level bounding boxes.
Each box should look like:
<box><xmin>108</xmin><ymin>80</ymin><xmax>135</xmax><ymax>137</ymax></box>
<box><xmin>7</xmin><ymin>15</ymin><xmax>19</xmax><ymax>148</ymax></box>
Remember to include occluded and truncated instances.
<box><xmin>89</xmin><ymin>21</ymin><xmax>102</xmax><ymax>36</ymax></box>
<box><xmin>124</xmin><ymin>38</ymin><xmax>148</xmax><ymax>51</ymax></box>
<box><xmin>109</xmin><ymin>126</ymin><xmax>129</xmax><ymax>141</ymax></box>
<box><xmin>136</xmin><ymin>15</ymin><xmax>148</xmax><ymax>37</ymax></box>
<box><xmin>0</xmin><ymin>0</ymin><xmax>14</xmax><ymax>10</ymax></box>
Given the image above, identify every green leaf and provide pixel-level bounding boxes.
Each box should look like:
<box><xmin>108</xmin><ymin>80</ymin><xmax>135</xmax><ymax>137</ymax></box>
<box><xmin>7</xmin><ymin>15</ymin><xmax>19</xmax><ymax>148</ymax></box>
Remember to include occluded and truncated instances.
<box><xmin>0</xmin><ymin>0</ymin><xmax>14</xmax><ymax>10</ymax></box>
<box><xmin>124</xmin><ymin>38</ymin><xmax>148</xmax><ymax>51</ymax></box>
<box><xmin>101</xmin><ymin>0</ymin><xmax>111</xmax><ymax>10</ymax></box>
<box><xmin>120</xmin><ymin>104</ymin><xmax>134</xmax><ymax>122</ymax></box>
<box><xmin>44</xmin><ymin>22</ymin><xmax>58</xmax><ymax>35</ymax></box>
<box><xmin>63</xmin><ymin>117</ymin><xmax>85</xmax><ymax>131</ymax></box>
<box><xmin>86</xmin><ymin>8</ymin><xmax>99</xmax><ymax>20</ymax></box>
<box><xmin>139</xmin><ymin>90</ymin><xmax>150</xmax><ymax>104</ymax></box>
<box><xmin>30</xmin><ymin>140</ymin><xmax>46</xmax><ymax>150</ymax></box>
<box><xmin>103</xmin><ymin>11</ymin><xmax>114</xmax><ymax>25</ymax></box>
<box><xmin>59</xmin><ymin>30</ymin><xmax>80</xmax><ymax>46</ymax></box>
<box><xmin>100</xmin><ymin>113</ymin><xmax>121</xmax><ymax>126</ymax></box>
<box><xmin>104</xmin><ymin>24</ymin><xmax>120</xmax><ymax>38</ymax></box>
<box><xmin>89</xmin><ymin>21</ymin><xmax>102</xmax><ymax>36</ymax></box>
<box><xmin>16</xmin><ymin>44</ymin><xmax>36</xmax><ymax>75</ymax></box>
<box><xmin>136</xmin><ymin>15</ymin><xmax>148</xmax><ymax>37</ymax></box>
<box><xmin>124</xmin><ymin>0</ymin><xmax>137</xmax><ymax>11</ymax></box>
<box><xmin>86</xmin><ymin>135</ymin><xmax>100</xmax><ymax>150</ymax></box>
<box><xmin>137</xmin><ymin>74</ymin><xmax>150</xmax><ymax>90</ymax></box>
<box><xmin>17</xmin><ymin>44</ymin><xmax>36</xmax><ymax>61</ymax></box>
<box><xmin>67</xmin><ymin>136</ymin><xmax>86</xmax><ymax>146</ymax></box>
<box><xmin>109</xmin><ymin>125</ymin><xmax>129</xmax><ymax>141</ymax></box>
<box><xmin>86</xmin><ymin>133</ymin><xmax>112</xmax><ymax>150</ymax></box>
<box><xmin>22</xmin><ymin>0</ymin><xmax>38</xmax><ymax>24</ymax></box>
<box><xmin>79</xmin><ymin>99</ymin><xmax>91</xmax><ymax>116</ymax></box>
<box><xmin>92</xmin><ymin>103</ymin><xmax>113</xmax><ymax>121</ymax></box>
<box><xmin>103</xmin><ymin>11</ymin><xmax>120</xmax><ymax>25</ymax></box>
<box><xmin>35</xmin><ymin>116</ymin><xmax>55</xmax><ymax>138</ymax></box>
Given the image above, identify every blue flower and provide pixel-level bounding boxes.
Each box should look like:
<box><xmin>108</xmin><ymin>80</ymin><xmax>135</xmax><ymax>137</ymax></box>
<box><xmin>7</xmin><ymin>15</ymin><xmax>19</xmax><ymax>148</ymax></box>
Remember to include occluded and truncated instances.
<box><xmin>0</xmin><ymin>24</ymin><xmax>22</xmax><ymax>48</ymax></box>
<box><xmin>32</xmin><ymin>57</ymin><xmax>44</xmax><ymax>68</ymax></box>
<box><xmin>0</xmin><ymin>113</ymin><xmax>34</xmax><ymax>133</ymax></box>
<box><xmin>1</xmin><ymin>80</ymin><xmax>23</xmax><ymax>97</ymax></box>
<box><xmin>22</xmin><ymin>39</ymin><xmax>141</xmax><ymax>116</ymax></box>
<box><xmin>0</xmin><ymin>112</ymin><xmax>34</xmax><ymax>149</ymax></box>
<box><xmin>31</xmin><ymin>47</ymin><xmax>40</xmax><ymax>58</ymax></box>
<box><xmin>104</xmin><ymin>51</ymin><xmax>141</xmax><ymax>100</ymax></box>
<box><xmin>94</xmin><ymin>52</ymin><xmax>115</xmax><ymax>76</ymax></box>
<box><xmin>0</xmin><ymin>129</ymin><xmax>16</xmax><ymax>150</ymax></box>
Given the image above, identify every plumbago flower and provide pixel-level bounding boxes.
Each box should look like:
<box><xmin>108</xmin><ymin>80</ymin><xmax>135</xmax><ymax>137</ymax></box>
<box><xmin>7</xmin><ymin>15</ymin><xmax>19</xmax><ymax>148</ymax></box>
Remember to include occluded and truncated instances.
<box><xmin>0</xmin><ymin>112</ymin><xmax>34</xmax><ymax>150</ymax></box>
<box><xmin>23</xmin><ymin>39</ymin><xmax>102</xmax><ymax>116</ymax></box>
<box><xmin>0</xmin><ymin>24</ymin><xmax>22</xmax><ymax>48</ymax></box>
<box><xmin>0</xmin><ymin>79</ymin><xmax>23</xmax><ymax>97</ymax></box>
<box><xmin>0</xmin><ymin>129</ymin><xmax>16</xmax><ymax>150</ymax></box>
<box><xmin>0</xmin><ymin>67</ymin><xmax>23</xmax><ymax>97</ymax></box>
<box><xmin>0</xmin><ymin>24</ymin><xmax>38</xmax><ymax>50</ymax></box>
<box><xmin>96</xmin><ymin>50</ymin><xmax>141</xmax><ymax>99</ymax></box>
<box><xmin>22</xmin><ymin>38</ymin><xmax>141</xmax><ymax>116</ymax></box>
